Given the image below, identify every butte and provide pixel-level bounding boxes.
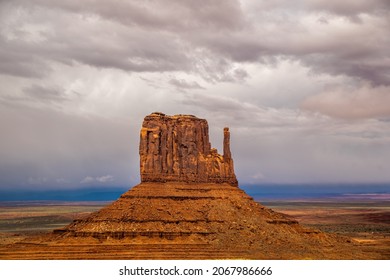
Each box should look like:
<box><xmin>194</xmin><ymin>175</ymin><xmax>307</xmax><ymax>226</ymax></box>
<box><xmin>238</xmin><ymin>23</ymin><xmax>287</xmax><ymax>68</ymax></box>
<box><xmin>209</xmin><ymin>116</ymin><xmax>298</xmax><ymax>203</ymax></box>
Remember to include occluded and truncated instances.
<box><xmin>1</xmin><ymin>112</ymin><xmax>374</xmax><ymax>259</ymax></box>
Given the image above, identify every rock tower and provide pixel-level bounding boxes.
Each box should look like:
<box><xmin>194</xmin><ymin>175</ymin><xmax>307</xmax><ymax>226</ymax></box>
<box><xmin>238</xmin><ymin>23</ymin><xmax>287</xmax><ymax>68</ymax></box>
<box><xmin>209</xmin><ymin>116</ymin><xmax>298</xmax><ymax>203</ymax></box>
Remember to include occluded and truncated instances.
<box><xmin>139</xmin><ymin>112</ymin><xmax>237</xmax><ymax>185</ymax></box>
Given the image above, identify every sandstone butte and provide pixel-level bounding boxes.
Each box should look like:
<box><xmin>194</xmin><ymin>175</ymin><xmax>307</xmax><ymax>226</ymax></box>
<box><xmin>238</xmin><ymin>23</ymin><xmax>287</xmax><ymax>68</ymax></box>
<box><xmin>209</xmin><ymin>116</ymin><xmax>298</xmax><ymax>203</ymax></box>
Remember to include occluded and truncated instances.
<box><xmin>0</xmin><ymin>112</ymin><xmax>379</xmax><ymax>259</ymax></box>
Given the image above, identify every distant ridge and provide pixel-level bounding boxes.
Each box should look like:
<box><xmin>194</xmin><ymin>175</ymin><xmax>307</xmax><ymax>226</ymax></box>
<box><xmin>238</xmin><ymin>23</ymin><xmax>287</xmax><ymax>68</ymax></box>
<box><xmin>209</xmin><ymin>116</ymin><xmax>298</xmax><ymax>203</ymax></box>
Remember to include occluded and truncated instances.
<box><xmin>0</xmin><ymin>187</ymin><xmax>127</xmax><ymax>201</ymax></box>
<box><xmin>2</xmin><ymin>183</ymin><xmax>388</xmax><ymax>201</ymax></box>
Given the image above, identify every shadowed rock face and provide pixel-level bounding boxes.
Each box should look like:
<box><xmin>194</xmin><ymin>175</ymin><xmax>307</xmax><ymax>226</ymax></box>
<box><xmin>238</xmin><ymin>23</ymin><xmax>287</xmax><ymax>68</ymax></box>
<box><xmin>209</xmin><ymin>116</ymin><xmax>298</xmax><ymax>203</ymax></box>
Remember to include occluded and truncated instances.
<box><xmin>139</xmin><ymin>112</ymin><xmax>237</xmax><ymax>186</ymax></box>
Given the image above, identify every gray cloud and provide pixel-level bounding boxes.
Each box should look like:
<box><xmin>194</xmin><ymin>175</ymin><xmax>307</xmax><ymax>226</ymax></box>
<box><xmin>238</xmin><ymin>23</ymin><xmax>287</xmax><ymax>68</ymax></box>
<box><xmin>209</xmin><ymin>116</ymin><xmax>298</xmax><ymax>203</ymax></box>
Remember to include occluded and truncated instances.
<box><xmin>169</xmin><ymin>78</ymin><xmax>205</xmax><ymax>91</ymax></box>
<box><xmin>81</xmin><ymin>175</ymin><xmax>114</xmax><ymax>184</ymax></box>
<box><xmin>0</xmin><ymin>0</ymin><xmax>246</xmax><ymax>80</ymax></box>
<box><xmin>1</xmin><ymin>0</ymin><xmax>389</xmax><ymax>86</ymax></box>
<box><xmin>23</xmin><ymin>84</ymin><xmax>68</xmax><ymax>103</ymax></box>
<box><xmin>301</xmin><ymin>84</ymin><xmax>390</xmax><ymax>119</ymax></box>
<box><xmin>245</xmin><ymin>0</ymin><xmax>390</xmax><ymax>19</ymax></box>
<box><xmin>306</xmin><ymin>0</ymin><xmax>390</xmax><ymax>18</ymax></box>
<box><xmin>1</xmin><ymin>0</ymin><xmax>390</xmax><ymax>188</ymax></box>
<box><xmin>0</xmin><ymin>102</ymin><xmax>137</xmax><ymax>189</ymax></box>
<box><xmin>30</xmin><ymin>0</ymin><xmax>245</xmax><ymax>31</ymax></box>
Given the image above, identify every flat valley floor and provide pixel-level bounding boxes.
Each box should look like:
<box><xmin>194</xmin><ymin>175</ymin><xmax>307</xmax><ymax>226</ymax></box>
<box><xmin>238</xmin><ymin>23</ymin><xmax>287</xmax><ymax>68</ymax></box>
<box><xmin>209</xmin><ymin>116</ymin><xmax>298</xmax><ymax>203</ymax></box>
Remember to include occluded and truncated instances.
<box><xmin>0</xmin><ymin>199</ymin><xmax>389</xmax><ymax>259</ymax></box>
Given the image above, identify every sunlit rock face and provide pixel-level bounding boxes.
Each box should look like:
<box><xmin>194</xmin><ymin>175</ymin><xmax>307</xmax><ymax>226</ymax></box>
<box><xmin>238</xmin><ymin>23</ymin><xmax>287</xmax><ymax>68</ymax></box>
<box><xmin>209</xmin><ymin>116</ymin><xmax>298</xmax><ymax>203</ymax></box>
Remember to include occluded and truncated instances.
<box><xmin>139</xmin><ymin>112</ymin><xmax>237</xmax><ymax>186</ymax></box>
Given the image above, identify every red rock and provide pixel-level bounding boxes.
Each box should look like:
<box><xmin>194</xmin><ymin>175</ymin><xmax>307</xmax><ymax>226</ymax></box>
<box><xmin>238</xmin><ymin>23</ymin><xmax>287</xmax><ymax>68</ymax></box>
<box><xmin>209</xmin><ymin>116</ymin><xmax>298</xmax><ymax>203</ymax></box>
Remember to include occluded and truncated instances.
<box><xmin>140</xmin><ymin>112</ymin><xmax>237</xmax><ymax>185</ymax></box>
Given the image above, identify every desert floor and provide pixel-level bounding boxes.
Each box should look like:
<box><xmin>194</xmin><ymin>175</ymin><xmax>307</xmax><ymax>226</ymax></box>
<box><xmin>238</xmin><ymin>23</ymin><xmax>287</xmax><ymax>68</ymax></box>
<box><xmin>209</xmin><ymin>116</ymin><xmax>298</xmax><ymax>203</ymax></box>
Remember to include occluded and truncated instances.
<box><xmin>0</xmin><ymin>199</ymin><xmax>388</xmax><ymax>259</ymax></box>
<box><xmin>262</xmin><ymin>198</ymin><xmax>390</xmax><ymax>259</ymax></box>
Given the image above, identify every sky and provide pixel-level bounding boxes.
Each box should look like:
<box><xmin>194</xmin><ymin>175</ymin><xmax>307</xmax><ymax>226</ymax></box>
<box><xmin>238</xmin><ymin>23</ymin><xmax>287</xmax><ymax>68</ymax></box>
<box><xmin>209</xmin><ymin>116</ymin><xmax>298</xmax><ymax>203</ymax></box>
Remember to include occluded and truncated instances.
<box><xmin>0</xmin><ymin>0</ymin><xmax>390</xmax><ymax>191</ymax></box>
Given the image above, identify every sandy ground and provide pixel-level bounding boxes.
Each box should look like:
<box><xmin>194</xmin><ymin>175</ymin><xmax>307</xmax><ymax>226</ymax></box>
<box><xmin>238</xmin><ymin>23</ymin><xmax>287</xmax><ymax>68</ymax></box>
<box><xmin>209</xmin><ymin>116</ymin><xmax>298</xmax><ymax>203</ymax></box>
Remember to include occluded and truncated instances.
<box><xmin>262</xmin><ymin>199</ymin><xmax>390</xmax><ymax>259</ymax></box>
<box><xmin>0</xmin><ymin>199</ymin><xmax>388</xmax><ymax>259</ymax></box>
<box><xmin>0</xmin><ymin>202</ymin><xmax>104</xmax><ymax>245</ymax></box>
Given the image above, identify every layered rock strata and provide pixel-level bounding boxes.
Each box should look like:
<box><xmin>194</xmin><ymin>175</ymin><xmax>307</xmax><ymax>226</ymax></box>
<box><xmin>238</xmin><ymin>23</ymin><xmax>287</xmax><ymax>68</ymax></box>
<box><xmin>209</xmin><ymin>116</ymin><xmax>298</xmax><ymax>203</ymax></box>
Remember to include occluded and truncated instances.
<box><xmin>34</xmin><ymin>112</ymin><xmax>366</xmax><ymax>259</ymax></box>
<box><xmin>53</xmin><ymin>181</ymin><xmax>339</xmax><ymax>257</ymax></box>
<box><xmin>140</xmin><ymin>112</ymin><xmax>237</xmax><ymax>186</ymax></box>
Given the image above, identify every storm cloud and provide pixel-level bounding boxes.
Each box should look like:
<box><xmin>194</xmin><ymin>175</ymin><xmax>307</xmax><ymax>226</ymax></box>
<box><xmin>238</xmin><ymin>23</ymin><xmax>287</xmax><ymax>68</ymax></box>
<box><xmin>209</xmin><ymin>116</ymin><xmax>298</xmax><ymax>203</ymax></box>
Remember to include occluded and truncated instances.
<box><xmin>0</xmin><ymin>0</ymin><xmax>389</xmax><ymax>189</ymax></box>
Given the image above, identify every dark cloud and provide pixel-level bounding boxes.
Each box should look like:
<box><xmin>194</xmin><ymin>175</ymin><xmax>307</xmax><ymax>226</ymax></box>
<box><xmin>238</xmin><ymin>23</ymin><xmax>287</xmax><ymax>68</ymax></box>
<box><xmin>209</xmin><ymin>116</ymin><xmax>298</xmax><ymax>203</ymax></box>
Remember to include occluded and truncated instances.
<box><xmin>244</xmin><ymin>2</ymin><xmax>390</xmax><ymax>85</ymax></box>
<box><xmin>1</xmin><ymin>0</ymin><xmax>389</xmax><ymax>86</ymax></box>
<box><xmin>0</xmin><ymin>0</ymin><xmax>246</xmax><ymax>79</ymax></box>
<box><xmin>0</xmin><ymin>38</ymin><xmax>50</xmax><ymax>78</ymax></box>
<box><xmin>23</xmin><ymin>84</ymin><xmax>68</xmax><ymax>103</ymax></box>
<box><xmin>31</xmin><ymin>0</ymin><xmax>245</xmax><ymax>32</ymax></box>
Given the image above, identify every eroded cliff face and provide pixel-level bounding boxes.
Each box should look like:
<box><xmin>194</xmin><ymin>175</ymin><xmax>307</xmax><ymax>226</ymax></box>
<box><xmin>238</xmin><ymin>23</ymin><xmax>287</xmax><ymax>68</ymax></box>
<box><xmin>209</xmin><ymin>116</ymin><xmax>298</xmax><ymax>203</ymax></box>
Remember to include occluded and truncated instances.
<box><xmin>139</xmin><ymin>112</ymin><xmax>237</xmax><ymax>185</ymax></box>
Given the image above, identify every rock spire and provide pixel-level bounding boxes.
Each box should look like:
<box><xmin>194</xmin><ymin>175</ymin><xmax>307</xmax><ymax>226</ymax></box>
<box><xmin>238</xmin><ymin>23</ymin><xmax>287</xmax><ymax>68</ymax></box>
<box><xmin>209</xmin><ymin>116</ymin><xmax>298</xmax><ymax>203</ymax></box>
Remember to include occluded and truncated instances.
<box><xmin>139</xmin><ymin>112</ymin><xmax>237</xmax><ymax>185</ymax></box>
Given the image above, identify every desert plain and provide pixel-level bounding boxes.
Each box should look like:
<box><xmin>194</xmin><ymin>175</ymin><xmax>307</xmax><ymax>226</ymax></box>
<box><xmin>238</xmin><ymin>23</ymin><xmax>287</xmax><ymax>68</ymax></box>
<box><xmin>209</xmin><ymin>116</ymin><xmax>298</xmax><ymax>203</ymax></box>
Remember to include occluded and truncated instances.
<box><xmin>0</xmin><ymin>195</ymin><xmax>388</xmax><ymax>259</ymax></box>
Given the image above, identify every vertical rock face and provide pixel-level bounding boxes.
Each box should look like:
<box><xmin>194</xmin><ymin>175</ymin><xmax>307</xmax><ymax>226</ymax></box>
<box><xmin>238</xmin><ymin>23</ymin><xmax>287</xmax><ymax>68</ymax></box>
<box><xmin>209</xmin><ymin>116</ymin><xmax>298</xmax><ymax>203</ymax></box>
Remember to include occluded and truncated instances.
<box><xmin>140</xmin><ymin>112</ymin><xmax>238</xmax><ymax>185</ymax></box>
